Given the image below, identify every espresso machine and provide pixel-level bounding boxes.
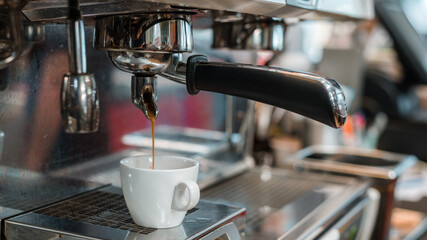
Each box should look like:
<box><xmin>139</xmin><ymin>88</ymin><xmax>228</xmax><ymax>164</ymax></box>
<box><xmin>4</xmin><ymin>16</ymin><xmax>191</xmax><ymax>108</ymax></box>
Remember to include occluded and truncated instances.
<box><xmin>0</xmin><ymin>0</ymin><xmax>376</xmax><ymax>239</ymax></box>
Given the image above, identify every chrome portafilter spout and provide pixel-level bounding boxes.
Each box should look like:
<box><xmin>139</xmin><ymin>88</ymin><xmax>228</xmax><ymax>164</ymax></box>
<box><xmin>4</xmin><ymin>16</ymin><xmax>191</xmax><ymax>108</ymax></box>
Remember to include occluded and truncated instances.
<box><xmin>61</xmin><ymin>0</ymin><xmax>99</xmax><ymax>133</ymax></box>
<box><xmin>132</xmin><ymin>75</ymin><xmax>158</xmax><ymax>120</ymax></box>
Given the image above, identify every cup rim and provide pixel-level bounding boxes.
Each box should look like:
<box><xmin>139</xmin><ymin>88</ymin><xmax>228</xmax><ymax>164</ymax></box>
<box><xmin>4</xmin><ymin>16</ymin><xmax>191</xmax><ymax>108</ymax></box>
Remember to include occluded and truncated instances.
<box><xmin>120</xmin><ymin>155</ymin><xmax>199</xmax><ymax>172</ymax></box>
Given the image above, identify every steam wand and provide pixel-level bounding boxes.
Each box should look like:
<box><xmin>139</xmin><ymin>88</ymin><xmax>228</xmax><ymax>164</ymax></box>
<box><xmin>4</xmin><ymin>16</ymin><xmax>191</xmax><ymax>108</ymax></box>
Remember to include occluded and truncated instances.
<box><xmin>61</xmin><ymin>0</ymin><xmax>99</xmax><ymax>133</ymax></box>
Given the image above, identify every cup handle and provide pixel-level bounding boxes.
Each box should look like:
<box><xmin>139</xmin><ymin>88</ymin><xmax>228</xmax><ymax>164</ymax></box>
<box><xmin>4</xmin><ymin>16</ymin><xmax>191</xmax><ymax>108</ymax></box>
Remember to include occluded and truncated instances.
<box><xmin>171</xmin><ymin>180</ymin><xmax>200</xmax><ymax>211</ymax></box>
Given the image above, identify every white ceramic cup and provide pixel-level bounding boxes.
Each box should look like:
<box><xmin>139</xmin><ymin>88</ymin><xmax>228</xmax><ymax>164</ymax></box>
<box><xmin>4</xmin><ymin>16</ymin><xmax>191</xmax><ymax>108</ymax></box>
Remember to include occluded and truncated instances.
<box><xmin>120</xmin><ymin>155</ymin><xmax>200</xmax><ymax>228</ymax></box>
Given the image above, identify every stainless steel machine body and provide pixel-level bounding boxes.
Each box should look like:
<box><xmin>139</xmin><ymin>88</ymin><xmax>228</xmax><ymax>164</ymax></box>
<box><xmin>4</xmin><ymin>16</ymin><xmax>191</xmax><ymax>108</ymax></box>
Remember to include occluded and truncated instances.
<box><xmin>0</xmin><ymin>0</ymin><xmax>376</xmax><ymax>239</ymax></box>
<box><xmin>20</xmin><ymin>0</ymin><xmax>374</xmax><ymax>22</ymax></box>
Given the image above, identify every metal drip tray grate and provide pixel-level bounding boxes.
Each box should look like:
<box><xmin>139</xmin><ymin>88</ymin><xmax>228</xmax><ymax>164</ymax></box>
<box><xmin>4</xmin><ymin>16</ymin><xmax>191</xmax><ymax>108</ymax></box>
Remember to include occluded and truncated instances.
<box><xmin>201</xmin><ymin>168</ymin><xmax>368</xmax><ymax>239</ymax></box>
<box><xmin>34</xmin><ymin>191</ymin><xmax>156</xmax><ymax>234</ymax></box>
<box><xmin>1</xmin><ymin>194</ymin><xmax>47</xmax><ymax>212</ymax></box>
<box><xmin>202</xmin><ymin>169</ymin><xmax>320</xmax><ymax>224</ymax></box>
<box><xmin>34</xmin><ymin>190</ymin><xmax>199</xmax><ymax>234</ymax></box>
<box><xmin>0</xmin><ymin>179</ymin><xmax>97</xmax><ymax>212</ymax></box>
<box><xmin>0</xmin><ymin>174</ymin><xmax>103</xmax><ymax>221</ymax></box>
<box><xmin>5</xmin><ymin>186</ymin><xmax>246</xmax><ymax>240</ymax></box>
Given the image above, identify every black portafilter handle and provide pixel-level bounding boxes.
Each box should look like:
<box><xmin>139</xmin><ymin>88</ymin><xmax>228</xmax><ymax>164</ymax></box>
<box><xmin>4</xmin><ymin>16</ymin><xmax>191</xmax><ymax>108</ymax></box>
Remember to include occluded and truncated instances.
<box><xmin>186</xmin><ymin>55</ymin><xmax>347</xmax><ymax>128</ymax></box>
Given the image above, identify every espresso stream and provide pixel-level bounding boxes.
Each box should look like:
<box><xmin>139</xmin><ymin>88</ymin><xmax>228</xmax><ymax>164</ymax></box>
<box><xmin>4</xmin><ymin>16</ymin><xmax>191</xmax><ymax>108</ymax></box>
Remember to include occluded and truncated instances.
<box><xmin>142</xmin><ymin>85</ymin><xmax>156</xmax><ymax>169</ymax></box>
<box><xmin>150</xmin><ymin>116</ymin><xmax>155</xmax><ymax>169</ymax></box>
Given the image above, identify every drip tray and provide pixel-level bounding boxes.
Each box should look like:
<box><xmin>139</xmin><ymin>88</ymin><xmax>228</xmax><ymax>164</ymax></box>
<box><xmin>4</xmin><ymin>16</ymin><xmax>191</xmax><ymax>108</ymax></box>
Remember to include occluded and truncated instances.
<box><xmin>201</xmin><ymin>168</ymin><xmax>369</xmax><ymax>239</ymax></box>
<box><xmin>4</xmin><ymin>186</ymin><xmax>246</xmax><ymax>240</ymax></box>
